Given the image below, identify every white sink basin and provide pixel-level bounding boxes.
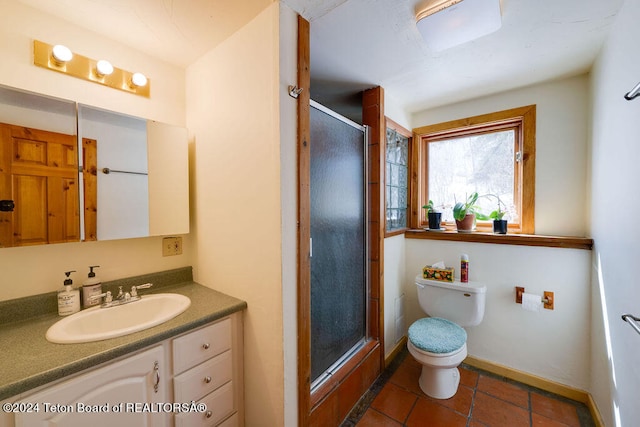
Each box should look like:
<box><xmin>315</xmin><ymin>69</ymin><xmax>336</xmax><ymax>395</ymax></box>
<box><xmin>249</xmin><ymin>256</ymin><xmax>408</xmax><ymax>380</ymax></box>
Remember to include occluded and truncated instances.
<box><xmin>46</xmin><ymin>293</ymin><xmax>191</xmax><ymax>344</ymax></box>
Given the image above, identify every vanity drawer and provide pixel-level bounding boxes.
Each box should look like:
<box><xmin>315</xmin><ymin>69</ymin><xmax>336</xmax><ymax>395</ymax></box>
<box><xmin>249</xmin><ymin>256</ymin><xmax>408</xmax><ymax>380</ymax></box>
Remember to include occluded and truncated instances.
<box><xmin>174</xmin><ymin>381</ymin><xmax>235</xmax><ymax>427</ymax></box>
<box><xmin>174</xmin><ymin>350</ymin><xmax>232</xmax><ymax>402</ymax></box>
<box><xmin>173</xmin><ymin>318</ymin><xmax>231</xmax><ymax>374</ymax></box>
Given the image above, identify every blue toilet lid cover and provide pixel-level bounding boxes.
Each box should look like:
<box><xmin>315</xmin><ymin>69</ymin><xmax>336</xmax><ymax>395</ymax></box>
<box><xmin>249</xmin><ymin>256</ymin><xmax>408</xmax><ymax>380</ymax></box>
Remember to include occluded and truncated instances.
<box><xmin>408</xmin><ymin>317</ymin><xmax>467</xmax><ymax>354</ymax></box>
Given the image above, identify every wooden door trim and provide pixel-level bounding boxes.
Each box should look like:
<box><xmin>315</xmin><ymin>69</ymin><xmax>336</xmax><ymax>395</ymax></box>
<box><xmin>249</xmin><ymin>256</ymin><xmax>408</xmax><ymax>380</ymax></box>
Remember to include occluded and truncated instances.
<box><xmin>297</xmin><ymin>15</ymin><xmax>312</xmax><ymax>427</ymax></box>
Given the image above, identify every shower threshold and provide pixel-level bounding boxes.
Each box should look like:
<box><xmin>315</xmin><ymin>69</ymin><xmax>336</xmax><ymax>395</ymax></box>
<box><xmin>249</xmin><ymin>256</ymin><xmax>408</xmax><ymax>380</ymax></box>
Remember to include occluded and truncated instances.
<box><xmin>311</xmin><ymin>338</ymin><xmax>367</xmax><ymax>393</ymax></box>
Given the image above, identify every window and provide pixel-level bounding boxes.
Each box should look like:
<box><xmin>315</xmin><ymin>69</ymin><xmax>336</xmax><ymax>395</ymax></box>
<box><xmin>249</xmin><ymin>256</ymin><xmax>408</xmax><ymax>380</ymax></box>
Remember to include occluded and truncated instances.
<box><xmin>412</xmin><ymin>105</ymin><xmax>536</xmax><ymax>233</ymax></box>
<box><xmin>385</xmin><ymin>118</ymin><xmax>412</xmax><ymax>235</ymax></box>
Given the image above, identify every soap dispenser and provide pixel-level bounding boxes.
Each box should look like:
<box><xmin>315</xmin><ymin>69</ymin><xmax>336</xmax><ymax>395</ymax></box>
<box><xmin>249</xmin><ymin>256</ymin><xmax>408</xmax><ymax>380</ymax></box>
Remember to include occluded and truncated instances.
<box><xmin>81</xmin><ymin>265</ymin><xmax>102</xmax><ymax>308</ymax></box>
<box><xmin>58</xmin><ymin>271</ymin><xmax>80</xmax><ymax>316</ymax></box>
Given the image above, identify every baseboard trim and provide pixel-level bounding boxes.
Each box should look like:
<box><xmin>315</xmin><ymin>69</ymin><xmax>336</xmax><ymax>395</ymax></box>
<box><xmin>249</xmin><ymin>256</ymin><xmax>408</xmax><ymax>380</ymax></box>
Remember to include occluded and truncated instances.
<box><xmin>464</xmin><ymin>355</ymin><xmax>604</xmax><ymax>427</ymax></box>
<box><xmin>384</xmin><ymin>336</ymin><xmax>407</xmax><ymax>368</ymax></box>
<box><xmin>586</xmin><ymin>392</ymin><xmax>606</xmax><ymax>427</ymax></box>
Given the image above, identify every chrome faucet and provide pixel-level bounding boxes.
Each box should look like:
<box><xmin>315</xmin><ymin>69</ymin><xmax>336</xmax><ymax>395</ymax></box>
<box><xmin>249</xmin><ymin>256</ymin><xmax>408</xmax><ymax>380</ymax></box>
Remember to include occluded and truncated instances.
<box><xmin>90</xmin><ymin>283</ymin><xmax>153</xmax><ymax>308</ymax></box>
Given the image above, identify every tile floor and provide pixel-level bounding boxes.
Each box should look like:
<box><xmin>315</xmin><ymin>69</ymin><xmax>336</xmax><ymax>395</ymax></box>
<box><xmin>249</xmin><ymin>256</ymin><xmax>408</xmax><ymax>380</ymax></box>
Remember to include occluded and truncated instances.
<box><xmin>342</xmin><ymin>349</ymin><xmax>595</xmax><ymax>427</ymax></box>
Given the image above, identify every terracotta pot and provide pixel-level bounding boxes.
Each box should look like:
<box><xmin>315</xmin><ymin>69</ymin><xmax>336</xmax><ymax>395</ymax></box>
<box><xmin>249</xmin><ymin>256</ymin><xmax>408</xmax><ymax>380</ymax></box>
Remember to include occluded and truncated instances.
<box><xmin>455</xmin><ymin>213</ymin><xmax>475</xmax><ymax>232</ymax></box>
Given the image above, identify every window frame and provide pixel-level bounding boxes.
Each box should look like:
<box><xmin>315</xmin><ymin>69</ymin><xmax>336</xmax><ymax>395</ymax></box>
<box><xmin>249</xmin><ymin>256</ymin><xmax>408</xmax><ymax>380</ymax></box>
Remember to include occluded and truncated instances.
<box><xmin>384</xmin><ymin>117</ymin><xmax>413</xmax><ymax>237</ymax></box>
<box><xmin>411</xmin><ymin>105</ymin><xmax>536</xmax><ymax>234</ymax></box>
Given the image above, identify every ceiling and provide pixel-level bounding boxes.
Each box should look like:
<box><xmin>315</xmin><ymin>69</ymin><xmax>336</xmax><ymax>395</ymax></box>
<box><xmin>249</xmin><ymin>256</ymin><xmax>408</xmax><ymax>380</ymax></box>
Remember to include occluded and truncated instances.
<box><xmin>18</xmin><ymin>0</ymin><xmax>625</xmax><ymax>123</ymax></box>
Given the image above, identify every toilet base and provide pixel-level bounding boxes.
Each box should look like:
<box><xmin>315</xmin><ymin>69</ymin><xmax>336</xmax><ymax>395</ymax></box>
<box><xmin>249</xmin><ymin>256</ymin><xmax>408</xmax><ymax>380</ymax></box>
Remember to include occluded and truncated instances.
<box><xmin>418</xmin><ymin>365</ymin><xmax>460</xmax><ymax>399</ymax></box>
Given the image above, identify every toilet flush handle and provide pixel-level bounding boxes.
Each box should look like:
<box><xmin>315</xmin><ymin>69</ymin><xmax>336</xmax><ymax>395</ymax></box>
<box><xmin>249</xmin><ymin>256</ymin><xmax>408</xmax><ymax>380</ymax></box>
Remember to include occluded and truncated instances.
<box><xmin>416</xmin><ymin>283</ymin><xmax>425</xmax><ymax>289</ymax></box>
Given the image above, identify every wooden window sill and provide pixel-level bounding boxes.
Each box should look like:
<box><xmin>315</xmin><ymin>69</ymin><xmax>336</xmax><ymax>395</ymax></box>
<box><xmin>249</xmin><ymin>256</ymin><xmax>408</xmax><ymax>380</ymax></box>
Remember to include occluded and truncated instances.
<box><xmin>405</xmin><ymin>229</ymin><xmax>593</xmax><ymax>250</ymax></box>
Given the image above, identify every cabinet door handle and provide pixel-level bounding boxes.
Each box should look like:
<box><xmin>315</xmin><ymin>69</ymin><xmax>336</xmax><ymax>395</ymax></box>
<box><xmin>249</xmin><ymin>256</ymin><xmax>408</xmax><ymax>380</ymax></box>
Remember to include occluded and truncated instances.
<box><xmin>202</xmin><ymin>343</ymin><xmax>210</xmax><ymax>350</ymax></box>
<box><xmin>153</xmin><ymin>361</ymin><xmax>160</xmax><ymax>393</ymax></box>
<box><xmin>204</xmin><ymin>376</ymin><xmax>212</xmax><ymax>384</ymax></box>
<box><xmin>205</xmin><ymin>410</ymin><xmax>213</xmax><ymax>419</ymax></box>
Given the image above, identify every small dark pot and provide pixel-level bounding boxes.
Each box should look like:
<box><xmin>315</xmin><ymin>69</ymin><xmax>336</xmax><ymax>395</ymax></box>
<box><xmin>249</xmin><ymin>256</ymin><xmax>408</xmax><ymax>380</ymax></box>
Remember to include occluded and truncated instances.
<box><xmin>455</xmin><ymin>213</ymin><xmax>475</xmax><ymax>232</ymax></box>
<box><xmin>493</xmin><ymin>219</ymin><xmax>508</xmax><ymax>234</ymax></box>
<box><xmin>427</xmin><ymin>212</ymin><xmax>442</xmax><ymax>230</ymax></box>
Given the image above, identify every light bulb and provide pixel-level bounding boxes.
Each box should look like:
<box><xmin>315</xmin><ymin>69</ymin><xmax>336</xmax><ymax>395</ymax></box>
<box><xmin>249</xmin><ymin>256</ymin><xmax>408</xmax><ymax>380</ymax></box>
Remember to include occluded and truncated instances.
<box><xmin>96</xmin><ymin>60</ymin><xmax>113</xmax><ymax>76</ymax></box>
<box><xmin>131</xmin><ymin>72</ymin><xmax>147</xmax><ymax>87</ymax></box>
<box><xmin>52</xmin><ymin>44</ymin><xmax>73</xmax><ymax>63</ymax></box>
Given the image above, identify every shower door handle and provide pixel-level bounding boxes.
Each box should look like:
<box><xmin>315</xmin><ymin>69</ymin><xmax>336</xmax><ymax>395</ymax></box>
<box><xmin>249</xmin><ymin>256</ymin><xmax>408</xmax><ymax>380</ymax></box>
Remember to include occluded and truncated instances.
<box><xmin>310</xmin><ymin>237</ymin><xmax>313</xmax><ymax>258</ymax></box>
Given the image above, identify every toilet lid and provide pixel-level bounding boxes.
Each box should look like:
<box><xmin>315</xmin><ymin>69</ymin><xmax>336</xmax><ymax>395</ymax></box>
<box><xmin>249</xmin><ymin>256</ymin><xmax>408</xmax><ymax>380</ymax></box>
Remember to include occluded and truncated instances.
<box><xmin>408</xmin><ymin>317</ymin><xmax>467</xmax><ymax>354</ymax></box>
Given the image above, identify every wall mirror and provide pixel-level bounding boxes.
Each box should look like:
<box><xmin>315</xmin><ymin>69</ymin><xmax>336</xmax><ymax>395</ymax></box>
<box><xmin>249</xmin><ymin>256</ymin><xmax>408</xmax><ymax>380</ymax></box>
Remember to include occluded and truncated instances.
<box><xmin>0</xmin><ymin>84</ymin><xmax>189</xmax><ymax>248</ymax></box>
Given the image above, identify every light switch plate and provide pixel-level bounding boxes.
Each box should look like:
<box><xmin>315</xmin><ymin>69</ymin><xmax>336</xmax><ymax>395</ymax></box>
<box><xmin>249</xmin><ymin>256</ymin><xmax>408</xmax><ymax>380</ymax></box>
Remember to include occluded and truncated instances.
<box><xmin>162</xmin><ymin>236</ymin><xmax>182</xmax><ymax>256</ymax></box>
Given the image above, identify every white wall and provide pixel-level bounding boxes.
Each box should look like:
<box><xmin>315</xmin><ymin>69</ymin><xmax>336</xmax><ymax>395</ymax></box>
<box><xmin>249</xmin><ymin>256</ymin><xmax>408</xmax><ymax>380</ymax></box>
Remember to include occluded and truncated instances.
<box><xmin>186</xmin><ymin>4</ymin><xmax>284</xmax><ymax>426</ymax></box>
<box><xmin>589</xmin><ymin>0</ymin><xmax>640</xmax><ymax>424</ymax></box>
<box><xmin>0</xmin><ymin>1</ymin><xmax>191</xmax><ymax>301</ymax></box>
<box><xmin>382</xmin><ymin>75</ymin><xmax>595</xmax><ymax>390</ymax></box>
<box><xmin>404</xmin><ymin>239</ymin><xmax>591</xmax><ymax>389</ymax></box>
<box><xmin>412</xmin><ymin>75</ymin><xmax>590</xmax><ymax>237</ymax></box>
<box><xmin>383</xmin><ymin>234</ymin><xmax>406</xmax><ymax>357</ymax></box>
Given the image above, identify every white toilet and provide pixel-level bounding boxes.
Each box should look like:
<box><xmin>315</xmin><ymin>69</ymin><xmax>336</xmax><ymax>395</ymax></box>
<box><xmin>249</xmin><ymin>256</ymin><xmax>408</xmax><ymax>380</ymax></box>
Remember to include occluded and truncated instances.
<box><xmin>407</xmin><ymin>274</ymin><xmax>486</xmax><ymax>399</ymax></box>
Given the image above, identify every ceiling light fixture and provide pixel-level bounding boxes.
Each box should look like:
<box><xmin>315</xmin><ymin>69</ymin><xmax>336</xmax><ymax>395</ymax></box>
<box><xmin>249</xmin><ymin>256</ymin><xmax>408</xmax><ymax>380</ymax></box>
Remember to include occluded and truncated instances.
<box><xmin>416</xmin><ymin>0</ymin><xmax>502</xmax><ymax>52</ymax></box>
<box><xmin>51</xmin><ymin>44</ymin><xmax>73</xmax><ymax>64</ymax></box>
<box><xmin>95</xmin><ymin>59</ymin><xmax>114</xmax><ymax>77</ymax></box>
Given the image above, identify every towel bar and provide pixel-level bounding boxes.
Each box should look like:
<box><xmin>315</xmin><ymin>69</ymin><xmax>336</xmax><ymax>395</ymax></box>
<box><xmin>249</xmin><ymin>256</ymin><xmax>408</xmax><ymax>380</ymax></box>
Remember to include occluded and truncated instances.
<box><xmin>102</xmin><ymin>167</ymin><xmax>148</xmax><ymax>176</ymax></box>
<box><xmin>621</xmin><ymin>314</ymin><xmax>640</xmax><ymax>336</ymax></box>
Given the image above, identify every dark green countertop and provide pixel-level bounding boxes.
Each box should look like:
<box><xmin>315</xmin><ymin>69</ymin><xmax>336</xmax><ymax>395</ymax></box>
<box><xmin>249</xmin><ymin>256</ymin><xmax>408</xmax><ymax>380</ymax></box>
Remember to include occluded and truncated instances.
<box><xmin>0</xmin><ymin>268</ymin><xmax>246</xmax><ymax>401</ymax></box>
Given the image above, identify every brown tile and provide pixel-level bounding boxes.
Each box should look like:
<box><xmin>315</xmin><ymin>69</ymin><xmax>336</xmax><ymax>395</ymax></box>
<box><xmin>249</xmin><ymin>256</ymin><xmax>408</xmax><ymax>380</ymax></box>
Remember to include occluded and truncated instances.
<box><xmin>532</xmin><ymin>412</ymin><xmax>575</xmax><ymax>426</ymax></box>
<box><xmin>426</xmin><ymin>384</ymin><xmax>474</xmax><ymax>417</ymax></box>
<box><xmin>477</xmin><ymin>375</ymin><xmax>529</xmax><ymax>409</ymax></box>
<box><xmin>406</xmin><ymin>397</ymin><xmax>468</xmax><ymax>427</ymax></box>
<box><xmin>389</xmin><ymin>356</ymin><xmax>423</xmax><ymax>395</ymax></box>
<box><xmin>371</xmin><ymin>382</ymin><xmax>417</xmax><ymax>423</ymax></box>
<box><xmin>531</xmin><ymin>393</ymin><xmax>580</xmax><ymax>427</ymax></box>
<box><xmin>471</xmin><ymin>391</ymin><xmax>530</xmax><ymax>427</ymax></box>
<box><xmin>356</xmin><ymin>409</ymin><xmax>402</xmax><ymax>427</ymax></box>
<box><xmin>460</xmin><ymin>366</ymin><xmax>479</xmax><ymax>388</ymax></box>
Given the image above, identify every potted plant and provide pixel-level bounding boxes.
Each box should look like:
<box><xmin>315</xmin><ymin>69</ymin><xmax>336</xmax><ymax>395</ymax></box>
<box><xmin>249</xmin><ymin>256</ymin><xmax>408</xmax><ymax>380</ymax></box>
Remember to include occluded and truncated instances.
<box><xmin>452</xmin><ymin>192</ymin><xmax>487</xmax><ymax>232</ymax></box>
<box><xmin>422</xmin><ymin>200</ymin><xmax>442</xmax><ymax>230</ymax></box>
<box><xmin>487</xmin><ymin>194</ymin><xmax>508</xmax><ymax>234</ymax></box>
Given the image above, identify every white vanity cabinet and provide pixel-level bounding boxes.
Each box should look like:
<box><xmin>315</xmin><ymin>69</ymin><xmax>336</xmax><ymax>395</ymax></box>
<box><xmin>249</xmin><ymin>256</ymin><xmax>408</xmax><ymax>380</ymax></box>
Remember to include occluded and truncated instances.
<box><xmin>14</xmin><ymin>345</ymin><xmax>169</xmax><ymax>427</ymax></box>
<box><xmin>172</xmin><ymin>316</ymin><xmax>242</xmax><ymax>427</ymax></box>
<box><xmin>3</xmin><ymin>312</ymin><xmax>243</xmax><ymax>427</ymax></box>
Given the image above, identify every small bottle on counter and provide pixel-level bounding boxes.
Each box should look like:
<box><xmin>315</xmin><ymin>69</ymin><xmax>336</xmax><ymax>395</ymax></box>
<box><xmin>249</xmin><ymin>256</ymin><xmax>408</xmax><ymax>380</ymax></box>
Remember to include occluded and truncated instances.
<box><xmin>460</xmin><ymin>254</ymin><xmax>469</xmax><ymax>283</ymax></box>
<box><xmin>81</xmin><ymin>265</ymin><xmax>102</xmax><ymax>308</ymax></box>
<box><xmin>58</xmin><ymin>270</ymin><xmax>80</xmax><ymax>316</ymax></box>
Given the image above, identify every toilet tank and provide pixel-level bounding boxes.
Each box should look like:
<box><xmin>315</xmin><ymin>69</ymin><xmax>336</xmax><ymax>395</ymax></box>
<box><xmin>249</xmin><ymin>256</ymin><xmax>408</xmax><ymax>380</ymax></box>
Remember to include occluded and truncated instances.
<box><xmin>415</xmin><ymin>275</ymin><xmax>486</xmax><ymax>327</ymax></box>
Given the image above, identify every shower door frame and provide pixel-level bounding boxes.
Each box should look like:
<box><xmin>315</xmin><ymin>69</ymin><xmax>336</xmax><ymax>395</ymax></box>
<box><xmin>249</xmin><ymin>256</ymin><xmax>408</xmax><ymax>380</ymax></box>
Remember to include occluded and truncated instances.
<box><xmin>296</xmin><ymin>16</ymin><xmax>386</xmax><ymax>427</ymax></box>
<box><xmin>308</xmin><ymin>99</ymin><xmax>370</xmax><ymax>391</ymax></box>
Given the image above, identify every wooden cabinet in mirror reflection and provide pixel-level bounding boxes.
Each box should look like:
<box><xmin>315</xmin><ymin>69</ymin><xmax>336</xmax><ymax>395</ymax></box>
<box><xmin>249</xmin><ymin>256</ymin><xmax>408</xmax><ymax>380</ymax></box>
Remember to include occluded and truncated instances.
<box><xmin>0</xmin><ymin>123</ymin><xmax>81</xmax><ymax>247</ymax></box>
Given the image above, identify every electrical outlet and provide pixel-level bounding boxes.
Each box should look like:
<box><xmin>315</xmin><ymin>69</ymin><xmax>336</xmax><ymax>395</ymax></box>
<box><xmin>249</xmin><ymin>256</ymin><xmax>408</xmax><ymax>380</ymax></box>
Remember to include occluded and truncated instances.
<box><xmin>162</xmin><ymin>236</ymin><xmax>182</xmax><ymax>256</ymax></box>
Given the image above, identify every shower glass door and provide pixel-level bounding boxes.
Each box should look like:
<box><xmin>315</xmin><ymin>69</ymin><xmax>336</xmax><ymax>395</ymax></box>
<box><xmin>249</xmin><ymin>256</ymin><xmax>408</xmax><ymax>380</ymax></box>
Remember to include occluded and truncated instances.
<box><xmin>310</xmin><ymin>100</ymin><xmax>368</xmax><ymax>387</ymax></box>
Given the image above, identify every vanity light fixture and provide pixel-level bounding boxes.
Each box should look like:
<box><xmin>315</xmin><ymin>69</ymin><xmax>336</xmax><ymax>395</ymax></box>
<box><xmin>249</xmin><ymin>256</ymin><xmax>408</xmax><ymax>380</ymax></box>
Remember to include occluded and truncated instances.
<box><xmin>33</xmin><ymin>40</ymin><xmax>150</xmax><ymax>97</ymax></box>
<box><xmin>416</xmin><ymin>0</ymin><xmax>502</xmax><ymax>52</ymax></box>
<box><xmin>130</xmin><ymin>72</ymin><xmax>148</xmax><ymax>88</ymax></box>
<box><xmin>51</xmin><ymin>44</ymin><xmax>73</xmax><ymax>64</ymax></box>
<box><xmin>95</xmin><ymin>59</ymin><xmax>114</xmax><ymax>77</ymax></box>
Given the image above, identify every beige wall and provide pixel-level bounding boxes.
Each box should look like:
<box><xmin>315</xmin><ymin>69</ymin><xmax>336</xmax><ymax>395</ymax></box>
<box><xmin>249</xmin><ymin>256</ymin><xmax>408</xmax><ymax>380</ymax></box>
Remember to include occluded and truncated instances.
<box><xmin>0</xmin><ymin>1</ymin><xmax>191</xmax><ymax>301</ymax></box>
<box><xmin>186</xmin><ymin>4</ymin><xmax>284</xmax><ymax>426</ymax></box>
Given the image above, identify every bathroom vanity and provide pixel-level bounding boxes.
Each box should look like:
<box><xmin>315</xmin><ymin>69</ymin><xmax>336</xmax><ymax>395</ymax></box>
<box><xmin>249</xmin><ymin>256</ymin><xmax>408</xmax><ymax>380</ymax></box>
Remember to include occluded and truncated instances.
<box><xmin>0</xmin><ymin>268</ymin><xmax>246</xmax><ymax>427</ymax></box>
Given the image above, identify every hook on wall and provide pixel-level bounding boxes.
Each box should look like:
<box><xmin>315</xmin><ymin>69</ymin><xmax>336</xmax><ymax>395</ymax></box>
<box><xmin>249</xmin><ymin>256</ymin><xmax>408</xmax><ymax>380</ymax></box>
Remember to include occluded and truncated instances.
<box><xmin>624</xmin><ymin>81</ymin><xmax>640</xmax><ymax>101</ymax></box>
<box><xmin>288</xmin><ymin>85</ymin><xmax>303</xmax><ymax>99</ymax></box>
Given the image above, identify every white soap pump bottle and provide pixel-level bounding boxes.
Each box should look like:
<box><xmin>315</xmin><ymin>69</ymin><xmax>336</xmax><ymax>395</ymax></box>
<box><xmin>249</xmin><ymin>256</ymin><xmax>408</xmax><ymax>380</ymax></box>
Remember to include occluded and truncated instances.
<box><xmin>58</xmin><ymin>270</ymin><xmax>80</xmax><ymax>316</ymax></box>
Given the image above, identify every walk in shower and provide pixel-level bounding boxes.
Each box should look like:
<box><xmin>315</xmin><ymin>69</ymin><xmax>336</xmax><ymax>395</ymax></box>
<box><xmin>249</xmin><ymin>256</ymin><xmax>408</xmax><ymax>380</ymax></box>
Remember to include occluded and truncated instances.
<box><xmin>309</xmin><ymin>100</ymin><xmax>368</xmax><ymax>388</ymax></box>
